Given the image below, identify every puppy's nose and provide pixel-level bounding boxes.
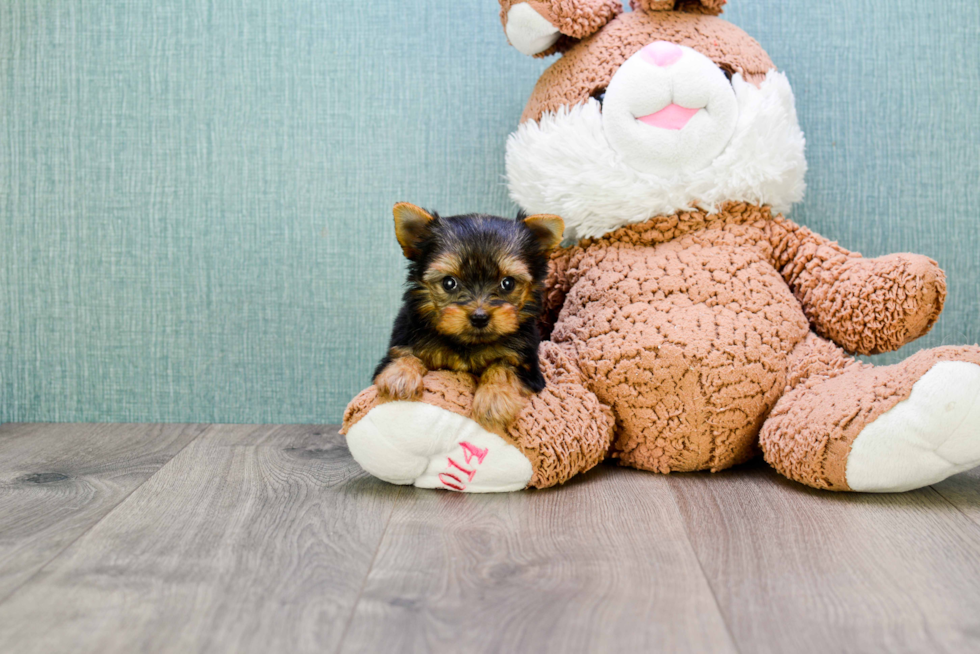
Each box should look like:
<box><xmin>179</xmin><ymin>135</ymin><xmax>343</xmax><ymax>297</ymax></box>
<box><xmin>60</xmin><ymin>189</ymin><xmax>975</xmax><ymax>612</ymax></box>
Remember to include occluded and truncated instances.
<box><xmin>640</xmin><ymin>41</ymin><xmax>683</xmax><ymax>68</ymax></box>
<box><xmin>469</xmin><ymin>309</ymin><xmax>490</xmax><ymax>329</ymax></box>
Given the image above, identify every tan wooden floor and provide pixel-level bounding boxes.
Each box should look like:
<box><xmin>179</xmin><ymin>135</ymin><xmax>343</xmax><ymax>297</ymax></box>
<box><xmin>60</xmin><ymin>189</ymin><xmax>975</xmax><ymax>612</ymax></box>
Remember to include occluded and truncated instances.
<box><xmin>0</xmin><ymin>423</ymin><xmax>979</xmax><ymax>653</ymax></box>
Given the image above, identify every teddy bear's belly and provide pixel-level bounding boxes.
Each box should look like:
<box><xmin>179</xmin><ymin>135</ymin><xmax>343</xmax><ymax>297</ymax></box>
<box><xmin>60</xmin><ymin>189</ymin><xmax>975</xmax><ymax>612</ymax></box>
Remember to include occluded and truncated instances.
<box><xmin>552</xmin><ymin>239</ymin><xmax>811</xmax><ymax>473</ymax></box>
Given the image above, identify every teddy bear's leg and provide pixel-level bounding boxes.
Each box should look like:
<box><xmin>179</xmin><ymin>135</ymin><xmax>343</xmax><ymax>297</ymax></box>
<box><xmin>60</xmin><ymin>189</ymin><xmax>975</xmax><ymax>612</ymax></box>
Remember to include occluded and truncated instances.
<box><xmin>342</xmin><ymin>341</ymin><xmax>615</xmax><ymax>492</ymax></box>
<box><xmin>760</xmin><ymin>334</ymin><xmax>980</xmax><ymax>492</ymax></box>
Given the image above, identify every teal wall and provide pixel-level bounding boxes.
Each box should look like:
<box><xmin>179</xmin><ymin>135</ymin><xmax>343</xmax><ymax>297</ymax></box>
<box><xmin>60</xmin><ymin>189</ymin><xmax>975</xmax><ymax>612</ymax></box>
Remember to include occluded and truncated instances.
<box><xmin>2</xmin><ymin>1</ymin><xmax>979</xmax><ymax>423</ymax></box>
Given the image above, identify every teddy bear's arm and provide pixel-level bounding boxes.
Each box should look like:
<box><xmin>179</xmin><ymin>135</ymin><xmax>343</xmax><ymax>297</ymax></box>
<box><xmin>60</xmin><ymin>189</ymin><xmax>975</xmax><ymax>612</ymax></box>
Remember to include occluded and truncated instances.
<box><xmin>766</xmin><ymin>216</ymin><xmax>946</xmax><ymax>356</ymax></box>
<box><xmin>538</xmin><ymin>246</ymin><xmax>576</xmax><ymax>340</ymax></box>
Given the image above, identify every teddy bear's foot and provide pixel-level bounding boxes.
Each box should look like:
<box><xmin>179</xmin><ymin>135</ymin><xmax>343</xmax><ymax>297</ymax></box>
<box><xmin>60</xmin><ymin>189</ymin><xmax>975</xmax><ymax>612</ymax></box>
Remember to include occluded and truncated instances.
<box><xmin>846</xmin><ymin>361</ymin><xmax>980</xmax><ymax>492</ymax></box>
<box><xmin>342</xmin><ymin>342</ymin><xmax>616</xmax><ymax>490</ymax></box>
<box><xmin>761</xmin><ymin>338</ymin><xmax>980</xmax><ymax>492</ymax></box>
<box><xmin>345</xmin><ymin>401</ymin><xmax>533</xmax><ymax>492</ymax></box>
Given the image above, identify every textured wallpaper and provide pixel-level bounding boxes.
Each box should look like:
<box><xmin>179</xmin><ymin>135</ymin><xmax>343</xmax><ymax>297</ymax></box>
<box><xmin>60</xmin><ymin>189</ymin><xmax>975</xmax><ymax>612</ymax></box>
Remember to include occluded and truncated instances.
<box><xmin>1</xmin><ymin>0</ymin><xmax>978</xmax><ymax>423</ymax></box>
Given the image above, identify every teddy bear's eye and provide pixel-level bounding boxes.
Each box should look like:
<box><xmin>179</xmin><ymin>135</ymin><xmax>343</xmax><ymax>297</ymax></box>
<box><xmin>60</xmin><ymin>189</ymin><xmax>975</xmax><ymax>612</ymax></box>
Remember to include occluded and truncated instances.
<box><xmin>590</xmin><ymin>88</ymin><xmax>607</xmax><ymax>107</ymax></box>
<box><xmin>442</xmin><ymin>277</ymin><xmax>458</xmax><ymax>292</ymax></box>
<box><xmin>500</xmin><ymin>277</ymin><xmax>516</xmax><ymax>293</ymax></box>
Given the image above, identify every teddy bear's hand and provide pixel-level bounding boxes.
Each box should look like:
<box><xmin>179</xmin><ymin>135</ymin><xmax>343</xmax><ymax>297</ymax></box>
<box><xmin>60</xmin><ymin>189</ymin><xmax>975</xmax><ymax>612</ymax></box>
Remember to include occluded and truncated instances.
<box><xmin>374</xmin><ymin>355</ymin><xmax>426</xmax><ymax>402</ymax></box>
<box><xmin>809</xmin><ymin>254</ymin><xmax>946</xmax><ymax>356</ymax></box>
<box><xmin>768</xmin><ymin>217</ymin><xmax>946</xmax><ymax>356</ymax></box>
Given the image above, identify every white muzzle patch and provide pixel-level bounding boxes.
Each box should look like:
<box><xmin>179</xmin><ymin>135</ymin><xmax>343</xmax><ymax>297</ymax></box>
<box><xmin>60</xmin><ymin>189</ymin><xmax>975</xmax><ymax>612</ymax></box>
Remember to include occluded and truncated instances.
<box><xmin>602</xmin><ymin>43</ymin><xmax>739</xmax><ymax>176</ymax></box>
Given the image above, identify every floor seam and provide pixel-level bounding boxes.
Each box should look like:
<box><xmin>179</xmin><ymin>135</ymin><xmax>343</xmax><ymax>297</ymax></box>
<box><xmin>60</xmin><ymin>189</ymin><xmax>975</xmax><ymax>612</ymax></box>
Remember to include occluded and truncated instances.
<box><xmin>665</xmin><ymin>477</ymin><xmax>744</xmax><ymax>654</ymax></box>
<box><xmin>927</xmin><ymin>484</ymin><xmax>980</xmax><ymax>532</ymax></box>
<box><xmin>0</xmin><ymin>423</ymin><xmax>213</xmax><ymax>607</ymax></box>
<box><xmin>333</xmin><ymin>485</ymin><xmax>401</xmax><ymax>654</ymax></box>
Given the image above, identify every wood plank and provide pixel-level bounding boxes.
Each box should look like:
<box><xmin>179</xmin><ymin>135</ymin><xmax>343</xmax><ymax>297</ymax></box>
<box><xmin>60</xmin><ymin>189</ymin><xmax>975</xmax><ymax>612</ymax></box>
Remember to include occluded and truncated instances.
<box><xmin>933</xmin><ymin>468</ymin><xmax>980</xmax><ymax>529</ymax></box>
<box><xmin>0</xmin><ymin>423</ymin><xmax>206</xmax><ymax>601</ymax></box>
<box><xmin>338</xmin><ymin>463</ymin><xmax>737</xmax><ymax>654</ymax></box>
<box><xmin>0</xmin><ymin>425</ymin><xmax>402</xmax><ymax>654</ymax></box>
<box><xmin>668</xmin><ymin>459</ymin><xmax>980</xmax><ymax>654</ymax></box>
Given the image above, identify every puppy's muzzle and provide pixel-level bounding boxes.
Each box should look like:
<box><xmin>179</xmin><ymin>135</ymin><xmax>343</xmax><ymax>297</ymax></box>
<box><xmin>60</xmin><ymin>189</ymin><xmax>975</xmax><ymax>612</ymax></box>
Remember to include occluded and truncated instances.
<box><xmin>469</xmin><ymin>309</ymin><xmax>490</xmax><ymax>329</ymax></box>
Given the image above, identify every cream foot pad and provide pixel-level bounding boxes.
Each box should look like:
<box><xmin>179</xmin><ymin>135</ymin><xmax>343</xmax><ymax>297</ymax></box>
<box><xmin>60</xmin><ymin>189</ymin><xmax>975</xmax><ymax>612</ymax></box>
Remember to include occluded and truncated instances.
<box><xmin>847</xmin><ymin>362</ymin><xmax>980</xmax><ymax>492</ymax></box>
<box><xmin>345</xmin><ymin>401</ymin><xmax>533</xmax><ymax>492</ymax></box>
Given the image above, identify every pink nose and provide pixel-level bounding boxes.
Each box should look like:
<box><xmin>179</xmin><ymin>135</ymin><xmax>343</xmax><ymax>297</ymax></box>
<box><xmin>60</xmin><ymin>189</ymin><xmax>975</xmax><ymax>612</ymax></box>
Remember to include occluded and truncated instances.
<box><xmin>640</xmin><ymin>41</ymin><xmax>683</xmax><ymax>67</ymax></box>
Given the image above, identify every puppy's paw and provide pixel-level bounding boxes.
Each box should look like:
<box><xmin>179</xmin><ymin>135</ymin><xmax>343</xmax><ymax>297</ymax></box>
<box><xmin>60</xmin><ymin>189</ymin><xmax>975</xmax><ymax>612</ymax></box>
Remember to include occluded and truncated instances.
<box><xmin>375</xmin><ymin>356</ymin><xmax>426</xmax><ymax>402</ymax></box>
<box><xmin>472</xmin><ymin>368</ymin><xmax>529</xmax><ymax>432</ymax></box>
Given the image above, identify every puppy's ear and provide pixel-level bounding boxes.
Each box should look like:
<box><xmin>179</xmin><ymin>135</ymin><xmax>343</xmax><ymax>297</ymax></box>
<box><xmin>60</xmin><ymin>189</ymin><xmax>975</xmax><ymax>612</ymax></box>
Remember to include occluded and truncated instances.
<box><xmin>392</xmin><ymin>202</ymin><xmax>436</xmax><ymax>259</ymax></box>
<box><xmin>521</xmin><ymin>214</ymin><xmax>565</xmax><ymax>252</ymax></box>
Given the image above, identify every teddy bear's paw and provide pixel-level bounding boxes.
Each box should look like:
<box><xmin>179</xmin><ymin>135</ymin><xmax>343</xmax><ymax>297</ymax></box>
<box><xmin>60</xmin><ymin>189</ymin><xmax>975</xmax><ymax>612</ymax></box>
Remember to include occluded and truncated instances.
<box><xmin>345</xmin><ymin>401</ymin><xmax>533</xmax><ymax>492</ymax></box>
<box><xmin>846</xmin><ymin>361</ymin><xmax>980</xmax><ymax>492</ymax></box>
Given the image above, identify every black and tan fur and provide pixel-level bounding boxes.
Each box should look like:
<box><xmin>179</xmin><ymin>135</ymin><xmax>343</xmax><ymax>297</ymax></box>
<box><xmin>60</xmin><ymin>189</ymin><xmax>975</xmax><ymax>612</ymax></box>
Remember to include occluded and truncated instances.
<box><xmin>373</xmin><ymin>202</ymin><xmax>564</xmax><ymax>431</ymax></box>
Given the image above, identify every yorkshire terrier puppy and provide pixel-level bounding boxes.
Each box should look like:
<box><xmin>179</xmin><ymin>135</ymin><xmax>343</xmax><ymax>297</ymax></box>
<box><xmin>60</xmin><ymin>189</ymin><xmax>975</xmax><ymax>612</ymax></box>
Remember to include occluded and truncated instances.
<box><xmin>373</xmin><ymin>202</ymin><xmax>564</xmax><ymax>432</ymax></box>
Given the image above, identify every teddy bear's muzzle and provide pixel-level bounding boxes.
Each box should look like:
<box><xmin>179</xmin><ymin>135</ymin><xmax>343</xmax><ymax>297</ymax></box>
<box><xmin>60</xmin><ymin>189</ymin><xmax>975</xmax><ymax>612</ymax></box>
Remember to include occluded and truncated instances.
<box><xmin>601</xmin><ymin>41</ymin><xmax>739</xmax><ymax>176</ymax></box>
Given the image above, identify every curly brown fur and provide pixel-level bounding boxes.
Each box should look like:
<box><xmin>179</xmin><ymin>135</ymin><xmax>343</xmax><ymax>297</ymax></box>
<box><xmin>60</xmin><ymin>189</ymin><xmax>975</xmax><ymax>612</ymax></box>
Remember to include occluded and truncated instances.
<box><xmin>374</xmin><ymin>203</ymin><xmax>564</xmax><ymax>430</ymax></box>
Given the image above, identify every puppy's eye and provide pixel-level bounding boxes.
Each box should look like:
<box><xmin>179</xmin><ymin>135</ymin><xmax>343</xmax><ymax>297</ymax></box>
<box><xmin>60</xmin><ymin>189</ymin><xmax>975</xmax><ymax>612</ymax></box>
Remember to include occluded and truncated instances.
<box><xmin>441</xmin><ymin>277</ymin><xmax>458</xmax><ymax>292</ymax></box>
<box><xmin>500</xmin><ymin>277</ymin><xmax>516</xmax><ymax>293</ymax></box>
<box><xmin>590</xmin><ymin>88</ymin><xmax>606</xmax><ymax>107</ymax></box>
<box><xmin>719</xmin><ymin>65</ymin><xmax>735</xmax><ymax>83</ymax></box>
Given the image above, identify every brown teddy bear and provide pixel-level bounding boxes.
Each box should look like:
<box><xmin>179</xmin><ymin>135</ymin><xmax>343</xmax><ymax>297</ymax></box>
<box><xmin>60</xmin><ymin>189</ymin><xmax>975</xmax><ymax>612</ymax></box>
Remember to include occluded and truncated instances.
<box><xmin>342</xmin><ymin>0</ymin><xmax>980</xmax><ymax>493</ymax></box>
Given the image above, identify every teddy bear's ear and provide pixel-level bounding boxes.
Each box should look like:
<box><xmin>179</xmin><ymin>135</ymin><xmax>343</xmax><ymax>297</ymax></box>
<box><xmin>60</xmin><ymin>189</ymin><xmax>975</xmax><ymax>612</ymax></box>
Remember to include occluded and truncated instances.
<box><xmin>633</xmin><ymin>0</ymin><xmax>726</xmax><ymax>15</ymax></box>
<box><xmin>392</xmin><ymin>203</ymin><xmax>436</xmax><ymax>260</ymax></box>
<box><xmin>499</xmin><ymin>1</ymin><xmax>622</xmax><ymax>57</ymax></box>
